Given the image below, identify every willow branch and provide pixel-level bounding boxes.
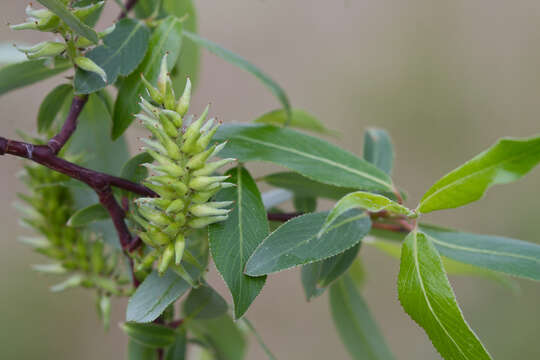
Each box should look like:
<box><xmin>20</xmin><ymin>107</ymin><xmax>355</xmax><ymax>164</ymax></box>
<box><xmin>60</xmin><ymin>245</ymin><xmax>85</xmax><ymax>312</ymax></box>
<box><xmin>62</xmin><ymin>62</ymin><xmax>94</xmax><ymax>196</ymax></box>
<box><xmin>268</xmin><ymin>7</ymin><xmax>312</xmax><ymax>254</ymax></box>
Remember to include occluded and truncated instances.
<box><xmin>118</xmin><ymin>0</ymin><xmax>139</xmax><ymax>20</ymax></box>
<box><xmin>48</xmin><ymin>95</ymin><xmax>88</xmax><ymax>154</ymax></box>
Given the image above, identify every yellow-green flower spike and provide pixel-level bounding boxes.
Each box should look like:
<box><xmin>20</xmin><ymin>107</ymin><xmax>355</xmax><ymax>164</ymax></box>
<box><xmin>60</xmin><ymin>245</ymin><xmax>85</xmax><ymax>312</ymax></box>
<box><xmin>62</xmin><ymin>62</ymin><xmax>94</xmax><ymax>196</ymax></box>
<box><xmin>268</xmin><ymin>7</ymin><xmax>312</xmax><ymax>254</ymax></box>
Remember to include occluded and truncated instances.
<box><xmin>133</xmin><ymin>55</ymin><xmax>235</xmax><ymax>275</ymax></box>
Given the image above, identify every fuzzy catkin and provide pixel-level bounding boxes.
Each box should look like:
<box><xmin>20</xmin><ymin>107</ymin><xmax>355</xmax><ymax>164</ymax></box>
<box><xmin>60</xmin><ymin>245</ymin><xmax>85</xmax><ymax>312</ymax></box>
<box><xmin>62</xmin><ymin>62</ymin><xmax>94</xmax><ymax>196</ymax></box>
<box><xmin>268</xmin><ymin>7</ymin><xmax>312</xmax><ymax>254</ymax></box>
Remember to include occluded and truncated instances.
<box><xmin>133</xmin><ymin>55</ymin><xmax>234</xmax><ymax>274</ymax></box>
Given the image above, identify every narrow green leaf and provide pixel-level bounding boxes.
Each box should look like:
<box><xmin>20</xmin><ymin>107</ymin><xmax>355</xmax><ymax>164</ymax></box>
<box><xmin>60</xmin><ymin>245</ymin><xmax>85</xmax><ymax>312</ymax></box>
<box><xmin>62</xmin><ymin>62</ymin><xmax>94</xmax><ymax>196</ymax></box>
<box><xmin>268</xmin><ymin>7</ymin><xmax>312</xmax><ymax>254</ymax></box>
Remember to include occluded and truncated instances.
<box><xmin>301</xmin><ymin>244</ymin><xmax>360</xmax><ymax>301</ymax></box>
<box><xmin>165</xmin><ymin>329</ymin><xmax>187</xmax><ymax>360</ymax></box>
<box><xmin>214</xmin><ymin>124</ymin><xmax>394</xmax><ymax>192</ymax></box>
<box><xmin>121</xmin><ymin>152</ymin><xmax>154</xmax><ymax>184</ymax></box>
<box><xmin>134</xmin><ymin>0</ymin><xmax>160</xmax><ymax>19</ymax></box>
<box><xmin>122</xmin><ymin>322</ymin><xmax>177</xmax><ymax>348</ymax></box>
<box><xmin>209</xmin><ymin>167</ymin><xmax>268</xmax><ymax>319</ymax></box>
<box><xmin>293</xmin><ymin>196</ymin><xmax>317</xmax><ymax>213</ymax></box>
<box><xmin>363</xmin><ymin>128</ymin><xmax>394</xmax><ymax>175</ymax></box>
<box><xmin>162</xmin><ymin>0</ymin><xmax>200</xmax><ymax>93</ymax></box>
<box><xmin>366</xmin><ymin>236</ymin><xmax>518</xmax><ymax>288</ymax></box>
<box><xmin>188</xmin><ymin>314</ymin><xmax>246</xmax><ymax>360</ymax></box>
<box><xmin>67</xmin><ymin>203</ymin><xmax>108</xmax><ymax>227</ymax></box>
<box><xmin>182</xmin><ymin>285</ymin><xmax>228</xmax><ymax>320</ymax></box>
<box><xmin>75</xmin><ymin>18</ymin><xmax>150</xmax><ymax>94</ymax></box>
<box><xmin>73</xmin><ymin>0</ymin><xmax>104</xmax><ymax>27</ymax></box>
<box><xmin>113</xmin><ymin>16</ymin><xmax>183</xmax><ymax>139</ymax></box>
<box><xmin>420</xmin><ymin>225</ymin><xmax>540</xmax><ymax>281</ymax></box>
<box><xmin>320</xmin><ymin>191</ymin><xmax>414</xmax><ymax>236</ymax></box>
<box><xmin>127</xmin><ymin>270</ymin><xmax>191</xmax><ymax>323</ymax></box>
<box><xmin>398</xmin><ymin>230</ymin><xmax>492</xmax><ymax>360</ymax></box>
<box><xmin>183</xmin><ymin>31</ymin><xmax>290</xmax><ymax>115</ymax></box>
<box><xmin>418</xmin><ymin>135</ymin><xmax>540</xmax><ymax>213</ymax></box>
<box><xmin>264</xmin><ymin>171</ymin><xmax>355</xmax><ymax>200</ymax></box>
<box><xmin>245</xmin><ymin>210</ymin><xmax>371</xmax><ymax>276</ymax></box>
<box><xmin>37</xmin><ymin>0</ymin><xmax>99</xmax><ymax>43</ymax></box>
<box><xmin>254</xmin><ymin>109</ymin><xmax>338</xmax><ymax>136</ymax></box>
<box><xmin>330</xmin><ymin>274</ymin><xmax>395</xmax><ymax>360</ymax></box>
<box><xmin>37</xmin><ymin>84</ymin><xmax>73</xmax><ymax>133</ymax></box>
<box><xmin>0</xmin><ymin>58</ymin><xmax>70</xmax><ymax>96</ymax></box>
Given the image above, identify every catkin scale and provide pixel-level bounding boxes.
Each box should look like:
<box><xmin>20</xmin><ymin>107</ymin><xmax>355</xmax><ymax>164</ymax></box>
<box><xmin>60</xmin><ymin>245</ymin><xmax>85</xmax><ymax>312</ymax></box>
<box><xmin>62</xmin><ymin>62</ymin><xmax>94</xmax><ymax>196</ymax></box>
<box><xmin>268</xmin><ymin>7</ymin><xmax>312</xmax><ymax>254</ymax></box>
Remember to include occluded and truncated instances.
<box><xmin>133</xmin><ymin>56</ymin><xmax>234</xmax><ymax>274</ymax></box>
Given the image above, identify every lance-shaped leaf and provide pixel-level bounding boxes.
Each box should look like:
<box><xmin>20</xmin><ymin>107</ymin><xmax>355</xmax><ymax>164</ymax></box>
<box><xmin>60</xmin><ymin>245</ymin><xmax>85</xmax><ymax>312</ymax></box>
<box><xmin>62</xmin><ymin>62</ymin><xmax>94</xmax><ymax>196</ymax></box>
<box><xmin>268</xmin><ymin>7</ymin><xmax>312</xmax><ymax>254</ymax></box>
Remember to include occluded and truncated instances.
<box><xmin>184</xmin><ymin>31</ymin><xmax>291</xmax><ymax>115</ymax></box>
<box><xmin>330</xmin><ymin>274</ymin><xmax>395</xmax><ymax>360</ymax></box>
<box><xmin>165</xmin><ymin>329</ymin><xmax>187</xmax><ymax>360</ymax></box>
<box><xmin>320</xmin><ymin>191</ymin><xmax>414</xmax><ymax>236</ymax></box>
<box><xmin>363</xmin><ymin>128</ymin><xmax>394</xmax><ymax>175</ymax></box>
<box><xmin>37</xmin><ymin>84</ymin><xmax>73</xmax><ymax>133</ymax></box>
<box><xmin>113</xmin><ymin>16</ymin><xmax>183</xmax><ymax>139</ymax></box>
<box><xmin>209</xmin><ymin>167</ymin><xmax>268</xmax><ymax>319</ymax></box>
<box><xmin>127</xmin><ymin>270</ymin><xmax>191</xmax><ymax>323</ymax></box>
<box><xmin>245</xmin><ymin>210</ymin><xmax>371</xmax><ymax>276</ymax></box>
<box><xmin>398</xmin><ymin>230</ymin><xmax>492</xmax><ymax>360</ymax></box>
<box><xmin>127</xmin><ymin>339</ymin><xmax>157</xmax><ymax>360</ymax></box>
<box><xmin>264</xmin><ymin>171</ymin><xmax>355</xmax><ymax>200</ymax></box>
<box><xmin>0</xmin><ymin>58</ymin><xmax>70</xmax><ymax>96</ymax></box>
<box><xmin>67</xmin><ymin>203</ymin><xmax>108</xmax><ymax>227</ymax></box>
<box><xmin>254</xmin><ymin>109</ymin><xmax>338</xmax><ymax>136</ymax></box>
<box><xmin>418</xmin><ymin>135</ymin><xmax>540</xmax><ymax>213</ymax></box>
<box><xmin>366</xmin><ymin>236</ymin><xmax>518</xmax><ymax>289</ymax></box>
<box><xmin>75</xmin><ymin>18</ymin><xmax>150</xmax><ymax>94</ymax></box>
<box><xmin>301</xmin><ymin>244</ymin><xmax>361</xmax><ymax>301</ymax></box>
<box><xmin>420</xmin><ymin>225</ymin><xmax>540</xmax><ymax>281</ymax></box>
<box><xmin>37</xmin><ymin>0</ymin><xmax>99</xmax><ymax>43</ymax></box>
<box><xmin>122</xmin><ymin>322</ymin><xmax>177</xmax><ymax>348</ymax></box>
<box><xmin>214</xmin><ymin>124</ymin><xmax>394</xmax><ymax>192</ymax></box>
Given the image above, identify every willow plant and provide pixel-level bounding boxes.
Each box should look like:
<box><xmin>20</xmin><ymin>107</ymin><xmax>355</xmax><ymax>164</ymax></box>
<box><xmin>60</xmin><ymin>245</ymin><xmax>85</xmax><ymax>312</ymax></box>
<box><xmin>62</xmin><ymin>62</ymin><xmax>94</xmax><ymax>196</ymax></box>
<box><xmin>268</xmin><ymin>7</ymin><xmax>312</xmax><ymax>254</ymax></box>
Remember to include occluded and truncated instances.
<box><xmin>1</xmin><ymin>1</ymin><xmax>540</xmax><ymax>359</ymax></box>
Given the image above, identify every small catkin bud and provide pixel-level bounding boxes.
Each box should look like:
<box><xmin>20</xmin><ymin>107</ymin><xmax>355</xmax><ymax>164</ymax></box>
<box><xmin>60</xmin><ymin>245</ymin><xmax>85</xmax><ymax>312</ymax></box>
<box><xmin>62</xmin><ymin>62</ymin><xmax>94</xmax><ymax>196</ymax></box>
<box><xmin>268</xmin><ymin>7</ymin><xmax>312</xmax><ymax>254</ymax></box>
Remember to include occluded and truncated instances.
<box><xmin>174</xmin><ymin>234</ymin><xmax>185</xmax><ymax>265</ymax></box>
<box><xmin>141</xmin><ymin>74</ymin><xmax>163</xmax><ymax>104</ymax></box>
<box><xmin>187</xmin><ymin>216</ymin><xmax>229</xmax><ymax>229</ymax></box>
<box><xmin>189</xmin><ymin>204</ymin><xmax>230</xmax><ymax>217</ymax></box>
<box><xmin>189</xmin><ymin>176</ymin><xmax>230</xmax><ymax>191</ymax></box>
<box><xmin>72</xmin><ymin>1</ymin><xmax>105</xmax><ymax>22</ymax></box>
<box><xmin>157</xmin><ymin>53</ymin><xmax>169</xmax><ymax>94</ymax></box>
<box><xmin>176</xmin><ymin>78</ymin><xmax>192</xmax><ymax>116</ymax></box>
<box><xmin>158</xmin><ymin>243</ymin><xmax>175</xmax><ymax>275</ymax></box>
<box><xmin>166</xmin><ymin>199</ymin><xmax>185</xmax><ymax>214</ymax></box>
<box><xmin>75</xmin><ymin>57</ymin><xmax>107</xmax><ymax>82</ymax></box>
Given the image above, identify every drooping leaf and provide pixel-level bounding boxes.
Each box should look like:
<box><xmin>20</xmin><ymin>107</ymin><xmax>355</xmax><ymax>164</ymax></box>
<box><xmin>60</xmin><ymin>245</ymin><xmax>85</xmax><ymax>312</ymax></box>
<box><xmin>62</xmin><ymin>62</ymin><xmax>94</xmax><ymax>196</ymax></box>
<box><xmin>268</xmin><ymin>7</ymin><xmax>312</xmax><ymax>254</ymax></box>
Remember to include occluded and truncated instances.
<box><xmin>163</xmin><ymin>0</ymin><xmax>200</xmax><ymax>93</ymax></box>
<box><xmin>254</xmin><ymin>109</ymin><xmax>338</xmax><ymax>136</ymax></box>
<box><xmin>418</xmin><ymin>135</ymin><xmax>540</xmax><ymax>213</ymax></box>
<box><xmin>74</xmin><ymin>18</ymin><xmax>150</xmax><ymax>94</ymax></box>
<box><xmin>320</xmin><ymin>191</ymin><xmax>414</xmax><ymax>235</ymax></box>
<box><xmin>209</xmin><ymin>167</ymin><xmax>268</xmax><ymax>319</ymax></box>
<box><xmin>37</xmin><ymin>84</ymin><xmax>73</xmax><ymax>133</ymax></box>
<box><xmin>37</xmin><ymin>0</ymin><xmax>99</xmax><ymax>43</ymax></box>
<box><xmin>134</xmin><ymin>0</ymin><xmax>160</xmax><ymax>19</ymax></box>
<box><xmin>261</xmin><ymin>189</ymin><xmax>293</xmax><ymax>210</ymax></box>
<box><xmin>293</xmin><ymin>196</ymin><xmax>317</xmax><ymax>213</ymax></box>
<box><xmin>127</xmin><ymin>270</ymin><xmax>191</xmax><ymax>323</ymax></box>
<box><xmin>121</xmin><ymin>152</ymin><xmax>154</xmax><ymax>184</ymax></box>
<box><xmin>264</xmin><ymin>172</ymin><xmax>355</xmax><ymax>200</ymax></box>
<box><xmin>366</xmin><ymin>236</ymin><xmax>518</xmax><ymax>288</ymax></box>
<box><xmin>67</xmin><ymin>203</ymin><xmax>108</xmax><ymax>226</ymax></box>
<box><xmin>214</xmin><ymin>124</ymin><xmax>394</xmax><ymax>192</ymax></box>
<box><xmin>398</xmin><ymin>230</ymin><xmax>492</xmax><ymax>360</ymax></box>
<box><xmin>165</xmin><ymin>329</ymin><xmax>187</xmax><ymax>360</ymax></box>
<box><xmin>113</xmin><ymin>16</ymin><xmax>183</xmax><ymax>139</ymax></box>
<box><xmin>0</xmin><ymin>58</ymin><xmax>70</xmax><ymax>96</ymax></box>
<box><xmin>73</xmin><ymin>0</ymin><xmax>104</xmax><ymax>27</ymax></box>
<box><xmin>363</xmin><ymin>128</ymin><xmax>394</xmax><ymax>175</ymax></box>
<box><xmin>182</xmin><ymin>285</ymin><xmax>228</xmax><ymax>320</ymax></box>
<box><xmin>245</xmin><ymin>210</ymin><xmax>371</xmax><ymax>276</ymax></box>
<box><xmin>301</xmin><ymin>244</ymin><xmax>361</xmax><ymax>301</ymax></box>
<box><xmin>188</xmin><ymin>314</ymin><xmax>247</xmax><ymax>360</ymax></box>
<box><xmin>122</xmin><ymin>322</ymin><xmax>177</xmax><ymax>348</ymax></box>
<box><xmin>128</xmin><ymin>339</ymin><xmax>157</xmax><ymax>360</ymax></box>
<box><xmin>184</xmin><ymin>31</ymin><xmax>290</xmax><ymax>115</ymax></box>
<box><xmin>0</xmin><ymin>43</ymin><xmax>27</xmax><ymax>64</ymax></box>
<box><xmin>420</xmin><ymin>225</ymin><xmax>540</xmax><ymax>281</ymax></box>
<box><xmin>330</xmin><ymin>274</ymin><xmax>395</xmax><ymax>360</ymax></box>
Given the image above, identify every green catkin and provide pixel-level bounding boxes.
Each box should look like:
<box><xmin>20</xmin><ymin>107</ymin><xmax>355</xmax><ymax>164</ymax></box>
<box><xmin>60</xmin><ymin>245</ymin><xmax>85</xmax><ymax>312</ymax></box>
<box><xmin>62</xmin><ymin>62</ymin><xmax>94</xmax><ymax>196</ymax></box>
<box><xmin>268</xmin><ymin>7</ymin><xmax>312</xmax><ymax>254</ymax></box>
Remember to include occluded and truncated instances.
<box><xmin>133</xmin><ymin>56</ymin><xmax>235</xmax><ymax>274</ymax></box>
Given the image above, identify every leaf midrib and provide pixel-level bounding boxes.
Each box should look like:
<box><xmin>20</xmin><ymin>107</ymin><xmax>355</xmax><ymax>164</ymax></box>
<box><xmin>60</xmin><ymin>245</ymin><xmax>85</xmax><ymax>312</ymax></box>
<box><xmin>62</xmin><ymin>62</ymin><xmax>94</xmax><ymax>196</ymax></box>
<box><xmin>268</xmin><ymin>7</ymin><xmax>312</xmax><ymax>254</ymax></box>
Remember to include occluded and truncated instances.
<box><xmin>232</xmin><ymin>134</ymin><xmax>392</xmax><ymax>190</ymax></box>
<box><xmin>411</xmin><ymin>232</ymin><xmax>469</xmax><ymax>359</ymax></box>
<box><xmin>99</xmin><ymin>22</ymin><xmax>144</xmax><ymax>69</ymax></box>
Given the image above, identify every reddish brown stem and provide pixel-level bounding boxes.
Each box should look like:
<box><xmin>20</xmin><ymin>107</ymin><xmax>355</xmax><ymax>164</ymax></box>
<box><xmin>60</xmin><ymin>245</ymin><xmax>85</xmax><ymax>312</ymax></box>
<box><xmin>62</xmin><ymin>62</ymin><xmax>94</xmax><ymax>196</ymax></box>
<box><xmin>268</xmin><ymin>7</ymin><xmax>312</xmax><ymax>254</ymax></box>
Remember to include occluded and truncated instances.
<box><xmin>48</xmin><ymin>95</ymin><xmax>88</xmax><ymax>154</ymax></box>
<box><xmin>118</xmin><ymin>0</ymin><xmax>139</xmax><ymax>20</ymax></box>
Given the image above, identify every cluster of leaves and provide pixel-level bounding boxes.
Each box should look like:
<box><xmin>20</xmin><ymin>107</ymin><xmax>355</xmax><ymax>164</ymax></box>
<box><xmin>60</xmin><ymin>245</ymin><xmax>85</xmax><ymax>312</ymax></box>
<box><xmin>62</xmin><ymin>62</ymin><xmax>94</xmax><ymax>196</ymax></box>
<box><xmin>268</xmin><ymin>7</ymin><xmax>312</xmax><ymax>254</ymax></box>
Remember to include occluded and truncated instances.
<box><xmin>2</xmin><ymin>1</ymin><xmax>540</xmax><ymax>360</ymax></box>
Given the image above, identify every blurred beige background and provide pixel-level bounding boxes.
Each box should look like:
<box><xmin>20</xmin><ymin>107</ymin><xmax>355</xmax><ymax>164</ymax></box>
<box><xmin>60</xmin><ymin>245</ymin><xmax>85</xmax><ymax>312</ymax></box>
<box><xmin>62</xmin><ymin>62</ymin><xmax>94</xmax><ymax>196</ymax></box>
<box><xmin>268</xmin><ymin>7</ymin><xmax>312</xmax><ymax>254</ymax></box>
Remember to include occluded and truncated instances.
<box><xmin>1</xmin><ymin>0</ymin><xmax>540</xmax><ymax>359</ymax></box>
